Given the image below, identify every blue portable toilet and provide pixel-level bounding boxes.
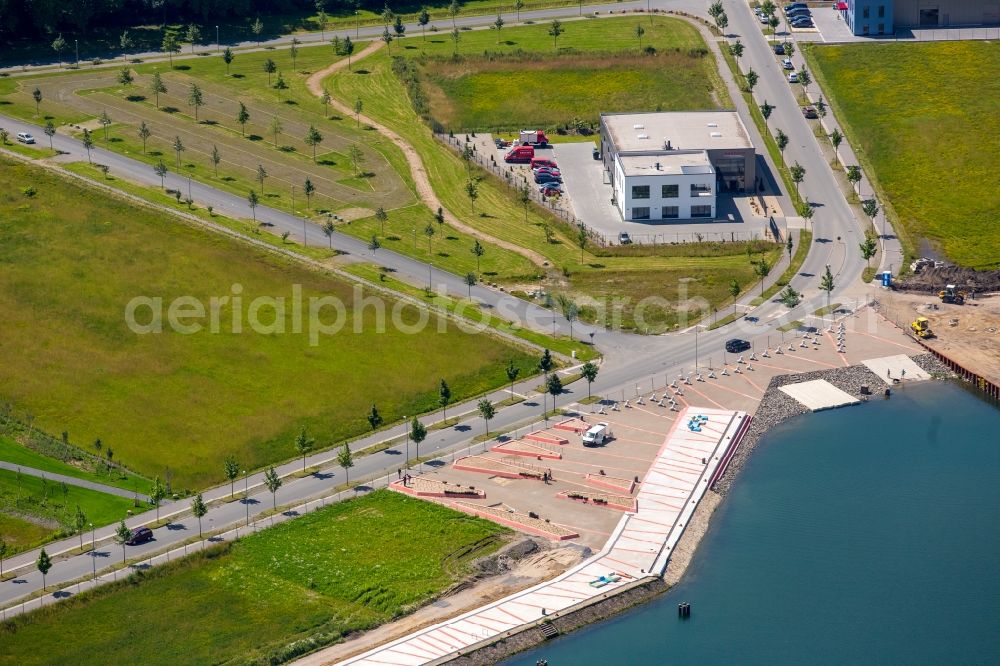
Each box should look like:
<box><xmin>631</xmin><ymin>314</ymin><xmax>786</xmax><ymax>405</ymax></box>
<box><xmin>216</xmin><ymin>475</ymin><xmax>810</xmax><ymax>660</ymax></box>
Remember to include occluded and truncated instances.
<box><xmin>881</xmin><ymin>271</ymin><xmax>892</xmax><ymax>288</ymax></box>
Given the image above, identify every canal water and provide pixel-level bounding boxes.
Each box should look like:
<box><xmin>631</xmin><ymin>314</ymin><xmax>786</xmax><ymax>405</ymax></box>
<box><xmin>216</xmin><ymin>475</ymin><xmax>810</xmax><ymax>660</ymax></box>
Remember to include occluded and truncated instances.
<box><xmin>506</xmin><ymin>381</ymin><xmax>1000</xmax><ymax>665</ymax></box>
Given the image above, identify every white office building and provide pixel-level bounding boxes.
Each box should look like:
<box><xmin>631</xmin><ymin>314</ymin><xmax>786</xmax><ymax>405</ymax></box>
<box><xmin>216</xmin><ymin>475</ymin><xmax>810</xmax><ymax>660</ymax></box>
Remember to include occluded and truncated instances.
<box><xmin>599</xmin><ymin>112</ymin><xmax>756</xmax><ymax>222</ymax></box>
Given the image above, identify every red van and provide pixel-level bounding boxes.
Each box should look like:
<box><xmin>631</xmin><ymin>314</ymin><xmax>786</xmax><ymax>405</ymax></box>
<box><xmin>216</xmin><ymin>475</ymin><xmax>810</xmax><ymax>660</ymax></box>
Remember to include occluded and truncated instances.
<box><xmin>504</xmin><ymin>145</ymin><xmax>534</xmax><ymax>163</ymax></box>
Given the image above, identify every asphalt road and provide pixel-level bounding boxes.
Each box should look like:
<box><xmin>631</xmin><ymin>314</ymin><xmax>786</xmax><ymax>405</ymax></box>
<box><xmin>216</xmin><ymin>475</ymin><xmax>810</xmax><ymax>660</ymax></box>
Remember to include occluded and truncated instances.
<box><xmin>0</xmin><ymin>0</ymin><xmax>884</xmax><ymax>610</ymax></box>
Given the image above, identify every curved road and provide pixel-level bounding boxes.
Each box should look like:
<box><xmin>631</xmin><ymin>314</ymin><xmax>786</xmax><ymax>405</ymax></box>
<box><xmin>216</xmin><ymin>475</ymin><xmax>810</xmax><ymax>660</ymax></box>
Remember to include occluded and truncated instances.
<box><xmin>0</xmin><ymin>0</ymin><xmax>887</xmax><ymax>613</ymax></box>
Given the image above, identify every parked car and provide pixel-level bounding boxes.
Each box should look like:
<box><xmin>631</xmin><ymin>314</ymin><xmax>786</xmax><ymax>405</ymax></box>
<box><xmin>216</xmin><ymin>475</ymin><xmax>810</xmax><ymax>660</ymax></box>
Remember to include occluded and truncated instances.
<box><xmin>582</xmin><ymin>422</ymin><xmax>612</xmax><ymax>446</ymax></box>
<box><xmin>725</xmin><ymin>339</ymin><xmax>751</xmax><ymax>354</ymax></box>
<box><xmin>16</xmin><ymin>132</ymin><xmax>35</xmax><ymax>144</ymax></box>
<box><xmin>540</xmin><ymin>185</ymin><xmax>563</xmax><ymax>197</ymax></box>
<box><xmin>787</xmin><ymin>10</ymin><xmax>812</xmax><ymax>22</ymax></box>
<box><xmin>786</xmin><ymin>6</ymin><xmax>811</xmax><ymax>17</ymax></box>
<box><xmin>788</xmin><ymin>71</ymin><xmax>799</xmax><ymax>83</ymax></box>
<box><xmin>618</xmin><ymin>232</ymin><xmax>632</xmax><ymax>245</ymax></box>
<box><xmin>494</xmin><ymin>138</ymin><xmax>510</xmax><ymax>149</ymax></box>
<box><xmin>791</xmin><ymin>17</ymin><xmax>814</xmax><ymax>28</ymax></box>
<box><xmin>533</xmin><ymin>168</ymin><xmax>562</xmax><ymax>178</ymax></box>
<box><xmin>802</xmin><ymin>106</ymin><xmax>818</xmax><ymax>119</ymax></box>
<box><xmin>782</xmin><ymin>58</ymin><xmax>794</xmax><ymax>69</ymax></box>
<box><xmin>125</xmin><ymin>526</ymin><xmax>154</xmax><ymax>546</ymax></box>
<box><xmin>592</xmin><ymin>146</ymin><xmax>600</xmax><ymax>160</ymax></box>
<box><xmin>534</xmin><ymin>173</ymin><xmax>562</xmax><ymax>184</ymax></box>
<box><xmin>784</xmin><ymin>2</ymin><xmax>807</xmax><ymax>10</ymax></box>
<box><xmin>538</xmin><ymin>181</ymin><xmax>563</xmax><ymax>192</ymax></box>
<box><xmin>758</xmin><ymin>13</ymin><xmax>769</xmax><ymax>23</ymax></box>
<box><xmin>773</xmin><ymin>43</ymin><xmax>785</xmax><ymax>55</ymax></box>
<box><xmin>530</xmin><ymin>157</ymin><xmax>557</xmax><ymax>170</ymax></box>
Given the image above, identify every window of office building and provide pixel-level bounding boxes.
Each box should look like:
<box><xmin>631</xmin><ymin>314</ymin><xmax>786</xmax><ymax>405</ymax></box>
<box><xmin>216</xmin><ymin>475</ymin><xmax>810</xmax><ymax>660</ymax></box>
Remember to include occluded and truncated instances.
<box><xmin>661</xmin><ymin>184</ymin><xmax>679</xmax><ymax>198</ymax></box>
<box><xmin>631</xmin><ymin>185</ymin><xmax>650</xmax><ymax>199</ymax></box>
<box><xmin>691</xmin><ymin>205</ymin><xmax>712</xmax><ymax>218</ymax></box>
<box><xmin>863</xmin><ymin>6</ymin><xmax>870</xmax><ymax>18</ymax></box>
<box><xmin>690</xmin><ymin>184</ymin><xmax>712</xmax><ymax>196</ymax></box>
<box><xmin>662</xmin><ymin>206</ymin><xmax>679</xmax><ymax>219</ymax></box>
<box><xmin>863</xmin><ymin>24</ymin><xmax>870</xmax><ymax>34</ymax></box>
<box><xmin>632</xmin><ymin>207</ymin><xmax>650</xmax><ymax>220</ymax></box>
<box><xmin>878</xmin><ymin>23</ymin><xmax>885</xmax><ymax>33</ymax></box>
<box><xmin>878</xmin><ymin>5</ymin><xmax>884</xmax><ymax>18</ymax></box>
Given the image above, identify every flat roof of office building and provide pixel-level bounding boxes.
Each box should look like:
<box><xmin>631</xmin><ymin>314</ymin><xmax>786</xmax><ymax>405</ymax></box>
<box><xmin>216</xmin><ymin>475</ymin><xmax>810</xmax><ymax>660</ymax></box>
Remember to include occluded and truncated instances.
<box><xmin>617</xmin><ymin>151</ymin><xmax>714</xmax><ymax>177</ymax></box>
<box><xmin>602</xmin><ymin>111</ymin><xmax>753</xmax><ymax>153</ymax></box>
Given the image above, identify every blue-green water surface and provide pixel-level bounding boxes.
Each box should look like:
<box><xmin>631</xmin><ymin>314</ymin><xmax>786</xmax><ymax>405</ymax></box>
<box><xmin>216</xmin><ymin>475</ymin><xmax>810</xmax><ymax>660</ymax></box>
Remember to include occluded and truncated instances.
<box><xmin>506</xmin><ymin>382</ymin><xmax>1000</xmax><ymax>665</ymax></box>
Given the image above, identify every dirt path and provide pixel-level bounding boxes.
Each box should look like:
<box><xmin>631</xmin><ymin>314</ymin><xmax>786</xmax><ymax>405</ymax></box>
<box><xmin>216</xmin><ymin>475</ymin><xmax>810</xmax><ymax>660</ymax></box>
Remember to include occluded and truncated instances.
<box><xmin>305</xmin><ymin>41</ymin><xmax>549</xmax><ymax>269</ymax></box>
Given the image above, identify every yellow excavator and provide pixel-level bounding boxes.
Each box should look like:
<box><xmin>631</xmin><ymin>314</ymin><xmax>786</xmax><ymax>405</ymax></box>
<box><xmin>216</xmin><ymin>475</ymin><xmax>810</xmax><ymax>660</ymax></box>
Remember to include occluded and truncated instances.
<box><xmin>910</xmin><ymin>317</ymin><xmax>933</xmax><ymax>339</ymax></box>
<box><xmin>938</xmin><ymin>284</ymin><xmax>966</xmax><ymax>305</ymax></box>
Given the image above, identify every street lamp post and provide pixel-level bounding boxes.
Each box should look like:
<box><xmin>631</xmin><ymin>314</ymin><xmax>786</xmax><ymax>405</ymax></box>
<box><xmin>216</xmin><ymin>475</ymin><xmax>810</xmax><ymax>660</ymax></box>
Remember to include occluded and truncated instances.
<box><xmin>216</xmin><ymin>26</ymin><xmax>220</xmax><ymax>52</ymax></box>
<box><xmin>243</xmin><ymin>471</ymin><xmax>249</xmax><ymax>524</ymax></box>
<box><xmin>90</xmin><ymin>523</ymin><xmax>95</xmax><ymax>579</ymax></box>
<box><xmin>404</xmin><ymin>416</ymin><xmax>409</xmax><ymax>466</ymax></box>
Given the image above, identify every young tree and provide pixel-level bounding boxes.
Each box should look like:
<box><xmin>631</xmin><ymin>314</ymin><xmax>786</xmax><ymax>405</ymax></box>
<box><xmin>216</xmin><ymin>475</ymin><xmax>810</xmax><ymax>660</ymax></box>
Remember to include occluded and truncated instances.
<box><xmin>538</xmin><ymin>348</ymin><xmax>554</xmax><ymax>379</ymax></box>
<box><xmin>321</xmin><ymin>90</ymin><xmax>331</xmax><ymax>118</ymax></box>
<box><xmin>323</xmin><ymin>220</ymin><xmax>335</xmax><ymax>248</ymax></box>
<box><xmin>222</xmin><ymin>47</ymin><xmax>235</xmax><ymax>75</ymax></box>
<box><xmin>37</xmin><ymin>548</ymin><xmax>52</xmax><ymax>590</ymax></box>
<box><xmin>365</xmin><ymin>404</ymin><xmax>382</xmax><ymax>433</ymax></box>
<box><xmin>768</xmin><ymin>14</ymin><xmax>779</xmax><ymax>38</ymax></box>
<box><xmin>290</xmin><ymin>37</ymin><xmax>301</xmax><ymax>69</ymax></box>
<box><xmin>394</xmin><ymin>15</ymin><xmax>406</xmax><ymax>39</ymax></box>
<box><xmin>465</xmin><ymin>179</ymin><xmax>479</xmax><ymax>213</ymax></box>
<box><xmin>745</xmin><ymin>68</ymin><xmax>759</xmax><ymax>94</ymax></box>
<box><xmin>471</xmin><ymin>239</ymin><xmax>485</xmax><ymax>272</ymax></box>
<box><xmin>847</xmin><ymin>165</ymin><xmax>862</xmax><ymax>194</ymax></box>
<box><xmin>760</xmin><ymin>100</ymin><xmax>774</xmax><ymax>128</ymax></box>
<box><xmin>519</xmin><ymin>184</ymin><xmax>531</xmax><ymax>223</ymax></box>
<box><xmin>419</xmin><ymin>8</ymin><xmax>430</xmax><ymax>39</ymax></box>
<box><xmin>368</xmin><ymin>235</ymin><xmax>381</xmax><ymax>255</ymax></box>
<box><xmin>783</xmin><ymin>40</ymin><xmax>795</xmax><ymax>59</ymax></box>
<box><xmin>375</xmin><ymin>206</ymin><xmax>388</xmax><ymax>234</ymax></box>
<box><xmin>424</xmin><ymin>222</ymin><xmax>435</xmax><ymax>252</ymax></box>
<box><xmin>290</xmin><ymin>427</ymin><xmax>314</xmax><ymax>472</ymax></box>
<box><xmin>191</xmin><ymin>494</ymin><xmax>207</xmax><ymax>536</ymax></box>
<box><xmin>74</xmin><ymin>505</ymin><xmax>88</xmax><ymax>549</ymax></box>
<box><xmin>273</xmin><ymin>72</ymin><xmax>288</xmax><ymax>92</ymax></box>
<box><xmin>859</xmin><ymin>231</ymin><xmax>878</xmax><ymax>268</ymax></box>
<box><xmin>435</xmin><ymin>206</ymin><xmax>445</xmax><ymax>226</ymax></box>
<box><xmin>154</xmin><ymin>160</ymin><xmax>168</xmax><ymax>188</ymax></box>
<box><xmin>753</xmin><ymin>258</ymin><xmax>772</xmax><ymax>295</ymax></box>
<box><xmin>263</xmin><ymin>58</ymin><xmax>277</xmax><ymax>86</ymax></box>
<box><xmin>31</xmin><ymin>87</ymin><xmax>42</xmax><ymax>115</ymax></box>
<box><xmin>716</xmin><ymin>11</ymin><xmax>729</xmax><ymax>35</ymax></box>
<box><xmin>120</xmin><ymin>29</ymin><xmax>134</xmax><ymax>61</ymax></box>
<box><xmin>82</xmin><ymin>128</ymin><xmax>94</xmax><ymax>163</ymax></box>
<box><xmin>170</xmin><ymin>135</ymin><xmax>184</xmax><ymax>168</ymax></box>
<box><xmin>269</xmin><ymin>116</ymin><xmax>283</xmax><ymax>146</ymax></box>
<box><xmin>439</xmin><ymin>379</ymin><xmax>452</xmax><ymax>421</ymax></box>
<box><xmin>113</xmin><ymin>519</ymin><xmax>131</xmax><ymax>564</ymax></box>
<box><xmin>187</xmin><ymin>83</ymin><xmax>204</xmax><ymax>120</ymax></box>
<box><xmin>136</xmin><ymin>121</ymin><xmax>151</xmax><ymax>154</ymax></box>
<box><xmin>44</xmin><ymin>121</ymin><xmax>56</xmax><ymax>150</ymax></box>
<box><xmin>798</xmin><ymin>67</ymin><xmax>812</xmax><ymax>87</ymax></box>
<box><xmin>149</xmin><ymin>476</ymin><xmax>167</xmax><ymax>522</ymax></box>
<box><xmin>343</xmin><ymin>36</ymin><xmax>355</xmax><ymax>71</ymax></box>
<box><xmin>576</xmin><ymin>224</ymin><xmax>588</xmax><ymax>261</ymax></box>
<box><xmin>729</xmin><ymin>278</ymin><xmax>741</xmax><ymax>312</ymax></box>
<box><xmin>514</xmin><ymin>0</ymin><xmax>525</xmax><ymax>22</ymax></box>
<box><xmin>815</xmin><ymin>96</ymin><xmax>827</xmax><ymax>118</ymax></box>
<box><xmin>304</xmin><ymin>178</ymin><xmax>316</xmax><ymax>209</ymax></box>
<box><xmin>477</xmin><ymin>398</ymin><xmax>496</xmax><ymax>436</ymax></box>
<box><xmin>731</xmin><ymin>39</ymin><xmax>744</xmax><ymax>70</ymax></box>
<box><xmin>450</xmin><ymin>27</ymin><xmax>460</xmax><ymax>54</ymax></box>
<box><xmin>224</xmin><ymin>456</ymin><xmax>240</xmax><ymax>498</ymax></box>
<box><xmin>799</xmin><ymin>198</ymin><xmax>814</xmax><ymax>230</ymax></box>
<box><xmin>0</xmin><ymin>538</ymin><xmax>7</xmax><ymax>577</ymax></box>
<box><xmin>787</xmin><ymin>233</ymin><xmax>794</xmax><ymax>261</ymax></box>
<box><xmin>493</xmin><ymin>14</ymin><xmax>505</xmax><ymax>43</ymax></box>
<box><xmin>162</xmin><ymin>32</ymin><xmax>180</xmax><ymax>67</ymax></box>
<box><xmin>99</xmin><ymin>109</ymin><xmax>112</xmax><ymax>142</ymax></box>
<box><xmin>354</xmin><ymin>98</ymin><xmax>363</xmax><ymax>127</ymax></box>
<box><xmin>790</xmin><ymin>162</ymin><xmax>806</xmax><ymax>195</ymax></box>
<box><xmin>348</xmin><ymin>144</ymin><xmax>364</xmax><ymax>175</ymax></box>
<box><xmin>557</xmin><ymin>293</ymin><xmax>578</xmax><ymax>338</ymax></box>
<box><xmin>0</xmin><ymin>128</ymin><xmax>9</xmax><ymax>145</ymax></box>
<box><xmin>546</xmin><ymin>373</ymin><xmax>563</xmax><ymax>412</ymax></box>
<box><xmin>830</xmin><ymin>128</ymin><xmax>843</xmax><ymax>159</ymax></box>
<box><xmin>151</xmin><ymin>71</ymin><xmax>167</xmax><ymax>109</ymax></box>
<box><xmin>449</xmin><ymin>0</ymin><xmax>460</xmax><ymax>27</ymax></box>
<box><xmin>580</xmin><ymin>360</ymin><xmax>599</xmax><ymax>398</ymax></box>
<box><xmin>186</xmin><ymin>23</ymin><xmax>201</xmax><ymax>53</ymax></box>
<box><xmin>382</xmin><ymin>27</ymin><xmax>394</xmax><ymax>53</ymax></box>
<box><xmin>211</xmin><ymin>144</ymin><xmax>221</xmax><ymax>177</ymax></box>
<box><xmin>263</xmin><ymin>466</ymin><xmax>282</xmax><ymax>509</ymax></box>
<box><xmin>775</xmin><ymin>129</ymin><xmax>789</xmax><ymax>163</ymax></box>
<box><xmin>305</xmin><ymin>125</ymin><xmax>323</xmax><ymax>162</ymax></box>
<box><xmin>256</xmin><ymin>164</ymin><xmax>268</xmax><ymax>193</ymax></box>
<box><xmin>505</xmin><ymin>359</ymin><xmax>520</xmax><ymax>401</ymax></box>
<box><xmin>779</xmin><ymin>284</ymin><xmax>800</xmax><ymax>307</ymax></box>
<box><xmin>337</xmin><ymin>444</ymin><xmax>354</xmax><ymax>485</ymax></box>
<box><xmin>410</xmin><ymin>418</ymin><xmax>427</xmax><ymax>461</ymax></box>
<box><xmin>862</xmin><ymin>198</ymin><xmax>881</xmax><ymax>236</ymax></box>
<box><xmin>548</xmin><ymin>19</ymin><xmax>564</xmax><ymax>49</ymax></box>
<box><xmin>236</xmin><ymin>102</ymin><xmax>250</xmax><ymax>136</ymax></box>
<box><xmin>635</xmin><ymin>24</ymin><xmax>645</xmax><ymax>50</ymax></box>
<box><xmin>464</xmin><ymin>272</ymin><xmax>476</xmax><ymax>298</ymax></box>
<box><xmin>251</xmin><ymin>17</ymin><xmax>264</xmax><ymax>45</ymax></box>
<box><xmin>248</xmin><ymin>189</ymin><xmax>260</xmax><ymax>222</ymax></box>
<box><xmin>52</xmin><ymin>34</ymin><xmax>67</xmax><ymax>65</ymax></box>
<box><xmin>819</xmin><ymin>264</ymin><xmax>835</xmax><ymax>310</ymax></box>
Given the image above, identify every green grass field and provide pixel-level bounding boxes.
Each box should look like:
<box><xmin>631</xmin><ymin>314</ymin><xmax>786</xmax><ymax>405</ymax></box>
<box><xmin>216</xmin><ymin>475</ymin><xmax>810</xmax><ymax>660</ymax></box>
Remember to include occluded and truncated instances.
<box><xmin>0</xmin><ymin>513</ymin><xmax>56</xmax><ymax>555</ymax></box>
<box><xmin>0</xmin><ymin>490</ymin><xmax>509</xmax><ymax>664</ymax></box>
<box><xmin>807</xmin><ymin>41</ymin><xmax>1000</xmax><ymax>268</ymax></box>
<box><xmin>0</xmin><ymin>468</ymin><xmax>142</xmax><ymax>554</ymax></box>
<box><xmin>0</xmin><ymin>433</ymin><xmax>145</xmax><ymax>493</ymax></box>
<box><xmin>0</xmin><ymin>157</ymin><xmax>537</xmax><ymax>490</ymax></box>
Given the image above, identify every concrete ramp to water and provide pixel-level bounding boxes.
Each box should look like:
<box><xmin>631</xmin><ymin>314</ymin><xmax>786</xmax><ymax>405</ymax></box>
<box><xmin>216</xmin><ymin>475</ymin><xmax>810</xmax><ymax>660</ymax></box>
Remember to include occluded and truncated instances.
<box><xmin>863</xmin><ymin>354</ymin><xmax>931</xmax><ymax>384</ymax></box>
<box><xmin>779</xmin><ymin>379</ymin><xmax>859</xmax><ymax>412</ymax></box>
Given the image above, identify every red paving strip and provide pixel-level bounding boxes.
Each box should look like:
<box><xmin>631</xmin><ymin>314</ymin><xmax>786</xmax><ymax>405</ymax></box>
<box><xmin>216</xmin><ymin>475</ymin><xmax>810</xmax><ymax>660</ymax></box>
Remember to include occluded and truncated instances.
<box><xmin>570</xmin><ymin>448</ymin><xmax>657</xmax><ymax>464</ymax></box>
<box><xmin>462</xmin><ymin>616</ymin><xmax>512</xmax><ymax>632</ymax></box>
<box><xmin>601</xmin><ymin>554</ymin><xmax>645</xmax><ymax>570</ymax></box>
<box><xmin>617</xmin><ymin>532</ymin><xmax>671</xmax><ymax>546</ymax></box>
<box><xmin>700</xmin><ymin>379</ymin><xmax>761</xmax><ymax>401</ymax></box>
<box><xmin>494</xmin><ymin>605</ymin><xmax>531</xmax><ymax>624</ymax></box>
<box><xmin>849</xmin><ymin>326</ymin><xmax>918</xmax><ymax>350</ymax></box>
<box><xmin>679</xmin><ymin>383</ymin><xmax>727</xmax><ymax>409</ymax></box>
<box><xmin>738</xmin><ymin>371</ymin><xmax>766</xmax><ymax>392</ymax></box>
<box><xmin>824</xmin><ymin>329</ymin><xmax>852</xmax><ymax>366</ymax></box>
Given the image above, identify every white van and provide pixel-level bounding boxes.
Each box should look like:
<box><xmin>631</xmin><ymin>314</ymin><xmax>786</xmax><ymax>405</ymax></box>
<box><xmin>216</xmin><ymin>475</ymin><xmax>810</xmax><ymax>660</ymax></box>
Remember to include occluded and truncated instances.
<box><xmin>582</xmin><ymin>422</ymin><xmax>611</xmax><ymax>446</ymax></box>
<box><xmin>16</xmin><ymin>132</ymin><xmax>36</xmax><ymax>144</ymax></box>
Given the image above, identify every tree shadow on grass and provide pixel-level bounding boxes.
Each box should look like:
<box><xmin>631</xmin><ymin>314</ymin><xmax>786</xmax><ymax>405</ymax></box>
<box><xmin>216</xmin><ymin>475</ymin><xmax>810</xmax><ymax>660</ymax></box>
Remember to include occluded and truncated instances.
<box><xmin>247</xmin><ymin>134</ymin><xmax>263</xmax><ymax>141</ymax></box>
<box><xmin>126</xmin><ymin>95</ymin><xmax>146</xmax><ymax>102</ymax></box>
<box><xmin>172</xmin><ymin>65</ymin><xmax>191</xmax><ymax>71</ymax></box>
<box><xmin>232</xmin><ymin>73</ymin><xmax>245</xmax><ymax>79</ymax></box>
<box><xmin>354</xmin><ymin>69</ymin><xmax>370</xmax><ymax>75</ymax></box>
<box><xmin>161</xmin><ymin>106</ymin><xmax>179</xmax><ymax>114</ymax></box>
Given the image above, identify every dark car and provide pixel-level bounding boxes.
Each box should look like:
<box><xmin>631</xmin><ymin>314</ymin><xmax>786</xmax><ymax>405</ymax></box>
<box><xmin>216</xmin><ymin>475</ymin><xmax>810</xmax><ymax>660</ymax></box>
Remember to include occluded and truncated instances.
<box><xmin>773</xmin><ymin>43</ymin><xmax>785</xmax><ymax>55</ymax></box>
<box><xmin>125</xmin><ymin>526</ymin><xmax>154</xmax><ymax>545</ymax></box>
<box><xmin>725</xmin><ymin>338</ymin><xmax>751</xmax><ymax>354</ymax></box>
<box><xmin>534</xmin><ymin>173</ymin><xmax>562</xmax><ymax>184</ymax></box>
<box><xmin>592</xmin><ymin>146</ymin><xmax>600</xmax><ymax>160</ymax></box>
<box><xmin>618</xmin><ymin>232</ymin><xmax>632</xmax><ymax>245</ymax></box>
<box><xmin>802</xmin><ymin>106</ymin><xmax>818</xmax><ymax>119</ymax></box>
<box><xmin>494</xmin><ymin>138</ymin><xmax>510</xmax><ymax>149</ymax></box>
